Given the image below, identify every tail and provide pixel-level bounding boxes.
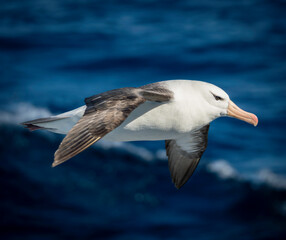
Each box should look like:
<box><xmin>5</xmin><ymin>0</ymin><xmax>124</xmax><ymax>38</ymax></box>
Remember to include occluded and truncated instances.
<box><xmin>21</xmin><ymin>106</ymin><xmax>86</xmax><ymax>134</ymax></box>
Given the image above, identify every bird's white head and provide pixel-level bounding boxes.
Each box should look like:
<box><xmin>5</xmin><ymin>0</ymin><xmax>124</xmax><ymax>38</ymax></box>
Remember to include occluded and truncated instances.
<box><xmin>193</xmin><ymin>81</ymin><xmax>258</xmax><ymax>126</ymax></box>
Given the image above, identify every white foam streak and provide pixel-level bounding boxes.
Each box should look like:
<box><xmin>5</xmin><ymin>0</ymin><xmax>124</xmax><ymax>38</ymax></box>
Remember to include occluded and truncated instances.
<box><xmin>207</xmin><ymin>160</ymin><xmax>286</xmax><ymax>190</ymax></box>
<box><xmin>95</xmin><ymin>141</ymin><xmax>168</xmax><ymax>162</ymax></box>
<box><xmin>257</xmin><ymin>169</ymin><xmax>286</xmax><ymax>190</ymax></box>
<box><xmin>0</xmin><ymin>102</ymin><xmax>52</xmax><ymax>124</ymax></box>
<box><xmin>96</xmin><ymin>140</ymin><xmax>154</xmax><ymax>162</ymax></box>
<box><xmin>155</xmin><ymin>149</ymin><xmax>168</xmax><ymax>161</ymax></box>
<box><xmin>207</xmin><ymin>160</ymin><xmax>239</xmax><ymax>179</ymax></box>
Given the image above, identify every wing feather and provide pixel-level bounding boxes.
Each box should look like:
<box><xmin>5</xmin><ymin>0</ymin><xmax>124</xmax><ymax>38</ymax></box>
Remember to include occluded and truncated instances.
<box><xmin>53</xmin><ymin>117</ymin><xmax>100</xmax><ymax>167</ymax></box>
<box><xmin>53</xmin><ymin>86</ymin><xmax>173</xmax><ymax>166</ymax></box>
<box><xmin>166</xmin><ymin>125</ymin><xmax>210</xmax><ymax>189</ymax></box>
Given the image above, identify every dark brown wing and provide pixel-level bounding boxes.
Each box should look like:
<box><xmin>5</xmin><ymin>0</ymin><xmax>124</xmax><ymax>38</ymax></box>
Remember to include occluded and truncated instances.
<box><xmin>53</xmin><ymin>86</ymin><xmax>173</xmax><ymax>167</ymax></box>
<box><xmin>165</xmin><ymin>125</ymin><xmax>210</xmax><ymax>189</ymax></box>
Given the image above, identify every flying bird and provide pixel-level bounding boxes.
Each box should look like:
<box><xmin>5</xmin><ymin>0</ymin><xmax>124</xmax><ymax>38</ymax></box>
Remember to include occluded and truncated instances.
<box><xmin>22</xmin><ymin>80</ymin><xmax>258</xmax><ymax>189</ymax></box>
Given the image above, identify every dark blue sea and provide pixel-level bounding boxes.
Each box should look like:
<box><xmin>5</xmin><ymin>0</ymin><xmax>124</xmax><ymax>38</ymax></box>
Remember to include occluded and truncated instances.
<box><xmin>1</xmin><ymin>0</ymin><xmax>286</xmax><ymax>239</ymax></box>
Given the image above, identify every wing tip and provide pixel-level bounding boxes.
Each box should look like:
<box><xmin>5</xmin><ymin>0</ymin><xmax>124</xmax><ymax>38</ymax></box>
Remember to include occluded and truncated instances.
<box><xmin>52</xmin><ymin>136</ymin><xmax>101</xmax><ymax>168</ymax></box>
<box><xmin>51</xmin><ymin>161</ymin><xmax>61</xmax><ymax>167</ymax></box>
<box><xmin>174</xmin><ymin>184</ymin><xmax>181</xmax><ymax>190</ymax></box>
<box><xmin>51</xmin><ymin>157</ymin><xmax>61</xmax><ymax>168</ymax></box>
<box><xmin>52</xmin><ymin>149</ymin><xmax>69</xmax><ymax>167</ymax></box>
<box><xmin>173</xmin><ymin>180</ymin><xmax>185</xmax><ymax>189</ymax></box>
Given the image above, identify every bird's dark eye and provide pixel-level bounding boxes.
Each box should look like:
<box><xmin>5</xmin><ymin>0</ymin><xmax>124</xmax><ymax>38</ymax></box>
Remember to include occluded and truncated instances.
<box><xmin>211</xmin><ymin>92</ymin><xmax>224</xmax><ymax>101</ymax></box>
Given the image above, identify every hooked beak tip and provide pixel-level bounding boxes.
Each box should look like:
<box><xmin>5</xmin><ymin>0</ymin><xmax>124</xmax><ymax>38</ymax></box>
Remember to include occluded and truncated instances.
<box><xmin>227</xmin><ymin>100</ymin><xmax>258</xmax><ymax>127</ymax></box>
<box><xmin>252</xmin><ymin>113</ymin><xmax>258</xmax><ymax>127</ymax></box>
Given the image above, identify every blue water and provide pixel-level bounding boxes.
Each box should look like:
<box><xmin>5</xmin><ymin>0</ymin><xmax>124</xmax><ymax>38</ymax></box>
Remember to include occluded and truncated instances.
<box><xmin>1</xmin><ymin>0</ymin><xmax>286</xmax><ymax>239</ymax></box>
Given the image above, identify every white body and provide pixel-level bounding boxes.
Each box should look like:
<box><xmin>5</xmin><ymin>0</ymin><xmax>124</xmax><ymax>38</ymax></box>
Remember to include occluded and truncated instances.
<box><xmin>36</xmin><ymin>80</ymin><xmax>228</xmax><ymax>140</ymax></box>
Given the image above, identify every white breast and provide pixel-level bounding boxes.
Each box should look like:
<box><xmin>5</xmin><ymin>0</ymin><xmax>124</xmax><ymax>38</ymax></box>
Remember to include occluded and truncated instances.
<box><xmin>104</xmin><ymin>80</ymin><xmax>209</xmax><ymax>142</ymax></box>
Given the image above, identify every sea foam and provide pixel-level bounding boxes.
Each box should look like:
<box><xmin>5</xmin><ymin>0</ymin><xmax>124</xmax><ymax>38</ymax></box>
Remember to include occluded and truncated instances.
<box><xmin>0</xmin><ymin>102</ymin><xmax>52</xmax><ymax>124</ymax></box>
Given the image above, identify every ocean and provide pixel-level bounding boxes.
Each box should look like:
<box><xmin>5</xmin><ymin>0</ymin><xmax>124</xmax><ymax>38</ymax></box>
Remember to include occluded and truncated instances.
<box><xmin>0</xmin><ymin>0</ymin><xmax>286</xmax><ymax>239</ymax></box>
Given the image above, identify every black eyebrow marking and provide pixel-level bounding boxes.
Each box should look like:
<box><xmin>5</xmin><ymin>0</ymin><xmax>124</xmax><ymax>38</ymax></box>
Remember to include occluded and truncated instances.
<box><xmin>210</xmin><ymin>92</ymin><xmax>224</xmax><ymax>101</ymax></box>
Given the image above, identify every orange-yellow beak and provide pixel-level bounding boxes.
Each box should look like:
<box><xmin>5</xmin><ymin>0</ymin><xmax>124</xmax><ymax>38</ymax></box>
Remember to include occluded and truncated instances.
<box><xmin>227</xmin><ymin>100</ymin><xmax>258</xmax><ymax>127</ymax></box>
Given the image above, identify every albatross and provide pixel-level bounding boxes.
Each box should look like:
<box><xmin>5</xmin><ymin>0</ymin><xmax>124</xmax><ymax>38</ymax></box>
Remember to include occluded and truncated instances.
<box><xmin>22</xmin><ymin>80</ymin><xmax>258</xmax><ymax>189</ymax></box>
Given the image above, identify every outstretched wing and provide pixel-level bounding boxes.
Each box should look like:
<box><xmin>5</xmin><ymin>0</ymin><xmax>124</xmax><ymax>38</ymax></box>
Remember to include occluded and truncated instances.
<box><xmin>165</xmin><ymin>125</ymin><xmax>210</xmax><ymax>189</ymax></box>
<box><xmin>53</xmin><ymin>86</ymin><xmax>173</xmax><ymax>167</ymax></box>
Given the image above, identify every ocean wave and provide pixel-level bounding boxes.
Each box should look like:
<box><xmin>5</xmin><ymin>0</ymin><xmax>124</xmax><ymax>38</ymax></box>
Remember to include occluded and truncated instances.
<box><xmin>257</xmin><ymin>169</ymin><xmax>286</xmax><ymax>190</ymax></box>
<box><xmin>0</xmin><ymin>102</ymin><xmax>52</xmax><ymax>124</ymax></box>
<box><xmin>207</xmin><ymin>159</ymin><xmax>286</xmax><ymax>191</ymax></box>
<box><xmin>206</xmin><ymin>159</ymin><xmax>240</xmax><ymax>180</ymax></box>
<box><xmin>95</xmin><ymin>141</ymin><xmax>168</xmax><ymax>162</ymax></box>
<box><xmin>95</xmin><ymin>141</ymin><xmax>154</xmax><ymax>162</ymax></box>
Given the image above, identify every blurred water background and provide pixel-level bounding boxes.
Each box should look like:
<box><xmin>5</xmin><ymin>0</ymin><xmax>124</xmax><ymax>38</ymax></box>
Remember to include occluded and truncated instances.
<box><xmin>1</xmin><ymin>0</ymin><xmax>286</xmax><ymax>239</ymax></box>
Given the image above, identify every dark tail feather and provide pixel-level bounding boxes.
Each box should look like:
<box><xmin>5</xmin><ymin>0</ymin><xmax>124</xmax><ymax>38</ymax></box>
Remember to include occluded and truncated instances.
<box><xmin>20</xmin><ymin>116</ymin><xmax>67</xmax><ymax>131</ymax></box>
<box><xmin>22</xmin><ymin>123</ymin><xmax>44</xmax><ymax>131</ymax></box>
